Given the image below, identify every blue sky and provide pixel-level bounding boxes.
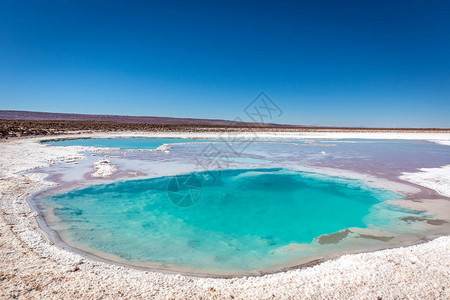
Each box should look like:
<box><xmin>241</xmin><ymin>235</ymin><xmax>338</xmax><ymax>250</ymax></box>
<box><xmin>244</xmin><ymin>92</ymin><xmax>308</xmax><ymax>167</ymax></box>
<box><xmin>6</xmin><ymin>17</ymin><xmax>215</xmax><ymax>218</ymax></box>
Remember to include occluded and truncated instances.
<box><xmin>0</xmin><ymin>0</ymin><xmax>449</xmax><ymax>127</ymax></box>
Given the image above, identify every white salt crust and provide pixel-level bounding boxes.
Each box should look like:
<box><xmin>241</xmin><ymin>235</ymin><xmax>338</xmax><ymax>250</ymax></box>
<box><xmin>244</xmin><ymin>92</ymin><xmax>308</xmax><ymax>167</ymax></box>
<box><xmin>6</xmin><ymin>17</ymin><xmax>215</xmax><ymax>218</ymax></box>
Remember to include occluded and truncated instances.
<box><xmin>401</xmin><ymin>165</ymin><xmax>450</xmax><ymax>198</ymax></box>
<box><xmin>91</xmin><ymin>159</ymin><xmax>118</xmax><ymax>178</ymax></box>
<box><xmin>0</xmin><ymin>131</ymin><xmax>449</xmax><ymax>299</ymax></box>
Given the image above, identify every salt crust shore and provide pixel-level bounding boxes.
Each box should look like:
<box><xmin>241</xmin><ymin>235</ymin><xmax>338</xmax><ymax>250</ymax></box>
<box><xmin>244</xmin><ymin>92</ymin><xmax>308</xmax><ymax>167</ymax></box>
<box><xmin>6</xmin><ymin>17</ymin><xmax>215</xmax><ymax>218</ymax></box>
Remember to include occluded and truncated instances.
<box><xmin>1</xmin><ymin>130</ymin><xmax>449</xmax><ymax>299</ymax></box>
<box><xmin>401</xmin><ymin>165</ymin><xmax>450</xmax><ymax>198</ymax></box>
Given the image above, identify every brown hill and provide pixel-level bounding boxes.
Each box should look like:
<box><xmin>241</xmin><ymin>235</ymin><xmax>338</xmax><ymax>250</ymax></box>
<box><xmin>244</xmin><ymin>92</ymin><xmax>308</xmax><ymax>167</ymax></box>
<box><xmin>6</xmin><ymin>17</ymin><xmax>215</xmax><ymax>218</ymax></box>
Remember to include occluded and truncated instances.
<box><xmin>0</xmin><ymin>110</ymin><xmax>289</xmax><ymax>127</ymax></box>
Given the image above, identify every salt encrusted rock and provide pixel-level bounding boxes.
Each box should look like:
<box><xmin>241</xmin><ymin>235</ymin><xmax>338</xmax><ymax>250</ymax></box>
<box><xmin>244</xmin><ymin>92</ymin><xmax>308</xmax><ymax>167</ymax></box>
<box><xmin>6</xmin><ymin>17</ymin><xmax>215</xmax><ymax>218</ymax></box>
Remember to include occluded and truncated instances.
<box><xmin>155</xmin><ymin>144</ymin><xmax>172</xmax><ymax>154</ymax></box>
<box><xmin>91</xmin><ymin>159</ymin><xmax>117</xmax><ymax>178</ymax></box>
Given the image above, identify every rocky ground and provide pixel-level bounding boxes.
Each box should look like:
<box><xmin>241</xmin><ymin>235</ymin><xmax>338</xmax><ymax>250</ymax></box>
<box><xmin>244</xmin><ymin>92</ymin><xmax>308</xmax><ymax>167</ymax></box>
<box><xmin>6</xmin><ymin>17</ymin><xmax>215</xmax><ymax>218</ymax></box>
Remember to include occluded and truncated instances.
<box><xmin>2</xmin><ymin>119</ymin><xmax>449</xmax><ymax>138</ymax></box>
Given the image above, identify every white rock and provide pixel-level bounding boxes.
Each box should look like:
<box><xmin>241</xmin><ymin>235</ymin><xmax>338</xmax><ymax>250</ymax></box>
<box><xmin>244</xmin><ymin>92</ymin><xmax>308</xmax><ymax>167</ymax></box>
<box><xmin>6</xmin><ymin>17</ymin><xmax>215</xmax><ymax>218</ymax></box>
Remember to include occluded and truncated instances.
<box><xmin>91</xmin><ymin>159</ymin><xmax>117</xmax><ymax>178</ymax></box>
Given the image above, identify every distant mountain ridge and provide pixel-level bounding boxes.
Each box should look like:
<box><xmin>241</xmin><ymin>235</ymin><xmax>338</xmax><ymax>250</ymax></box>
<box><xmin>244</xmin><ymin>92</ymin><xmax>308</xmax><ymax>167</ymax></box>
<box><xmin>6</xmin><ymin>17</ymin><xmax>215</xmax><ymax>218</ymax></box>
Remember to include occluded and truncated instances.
<box><xmin>0</xmin><ymin>110</ymin><xmax>294</xmax><ymax>127</ymax></box>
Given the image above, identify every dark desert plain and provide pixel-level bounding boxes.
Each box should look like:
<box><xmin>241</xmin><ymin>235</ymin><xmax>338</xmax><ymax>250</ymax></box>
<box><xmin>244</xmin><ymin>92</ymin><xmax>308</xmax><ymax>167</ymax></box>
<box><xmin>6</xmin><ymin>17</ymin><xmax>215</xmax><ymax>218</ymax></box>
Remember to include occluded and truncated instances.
<box><xmin>1</xmin><ymin>110</ymin><xmax>449</xmax><ymax>138</ymax></box>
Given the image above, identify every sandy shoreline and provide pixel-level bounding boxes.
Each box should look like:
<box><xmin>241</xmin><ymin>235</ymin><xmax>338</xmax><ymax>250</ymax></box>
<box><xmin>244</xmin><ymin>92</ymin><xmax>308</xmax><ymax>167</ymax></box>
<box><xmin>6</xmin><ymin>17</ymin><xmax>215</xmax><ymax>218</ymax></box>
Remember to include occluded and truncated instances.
<box><xmin>1</xmin><ymin>130</ymin><xmax>449</xmax><ymax>299</ymax></box>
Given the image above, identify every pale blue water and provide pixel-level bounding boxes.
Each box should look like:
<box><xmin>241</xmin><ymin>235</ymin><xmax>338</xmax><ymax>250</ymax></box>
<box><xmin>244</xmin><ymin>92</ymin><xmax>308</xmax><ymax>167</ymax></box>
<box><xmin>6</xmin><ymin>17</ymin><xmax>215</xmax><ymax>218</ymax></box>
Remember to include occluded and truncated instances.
<box><xmin>43</xmin><ymin>168</ymin><xmax>402</xmax><ymax>274</ymax></box>
<box><xmin>201</xmin><ymin>156</ymin><xmax>272</xmax><ymax>164</ymax></box>
<box><xmin>44</xmin><ymin>138</ymin><xmax>209</xmax><ymax>149</ymax></box>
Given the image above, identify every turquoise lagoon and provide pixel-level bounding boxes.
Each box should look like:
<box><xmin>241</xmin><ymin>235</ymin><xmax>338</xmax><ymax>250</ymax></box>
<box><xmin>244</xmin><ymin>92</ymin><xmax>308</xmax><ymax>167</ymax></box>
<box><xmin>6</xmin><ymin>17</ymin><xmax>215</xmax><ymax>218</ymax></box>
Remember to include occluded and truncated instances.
<box><xmin>42</xmin><ymin>168</ymin><xmax>403</xmax><ymax>275</ymax></box>
<box><xmin>44</xmin><ymin>137</ymin><xmax>209</xmax><ymax>149</ymax></box>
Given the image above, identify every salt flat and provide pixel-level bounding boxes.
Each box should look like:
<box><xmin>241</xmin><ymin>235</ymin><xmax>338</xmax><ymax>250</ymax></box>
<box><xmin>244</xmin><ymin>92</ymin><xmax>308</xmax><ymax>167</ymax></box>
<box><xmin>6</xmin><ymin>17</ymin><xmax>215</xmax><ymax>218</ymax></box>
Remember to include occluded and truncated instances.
<box><xmin>0</xmin><ymin>130</ymin><xmax>449</xmax><ymax>299</ymax></box>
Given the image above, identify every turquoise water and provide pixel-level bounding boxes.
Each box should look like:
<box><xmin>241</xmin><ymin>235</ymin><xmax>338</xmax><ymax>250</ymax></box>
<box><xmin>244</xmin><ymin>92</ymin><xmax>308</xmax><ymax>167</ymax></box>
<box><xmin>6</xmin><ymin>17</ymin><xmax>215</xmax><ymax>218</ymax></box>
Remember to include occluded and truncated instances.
<box><xmin>201</xmin><ymin>156</ymin><xmax>272</xmax><ymax>164</ymax></box>
<box><xmin>44</xmin><ymin>138</ymin><xmax>209</xmax><ymax>149</ymax></box>
<box><xmin>44</xmin><ymin>169</ymin><xmax>399</xmax><ymax>274</ymax></box>
<box><xmin>44</xmin><ymin>168</ymin><xmax>401</xmax><ymax>274</ymax></box>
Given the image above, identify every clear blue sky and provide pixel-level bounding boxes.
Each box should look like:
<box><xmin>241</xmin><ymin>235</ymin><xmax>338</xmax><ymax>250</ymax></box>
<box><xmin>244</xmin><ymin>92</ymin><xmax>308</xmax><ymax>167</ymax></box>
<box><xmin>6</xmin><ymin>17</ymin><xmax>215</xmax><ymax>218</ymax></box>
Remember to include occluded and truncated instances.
<box><xmin>0</xmin><ymin>0</ymin><xmax>449</xmax><ymax>127</ymax></box>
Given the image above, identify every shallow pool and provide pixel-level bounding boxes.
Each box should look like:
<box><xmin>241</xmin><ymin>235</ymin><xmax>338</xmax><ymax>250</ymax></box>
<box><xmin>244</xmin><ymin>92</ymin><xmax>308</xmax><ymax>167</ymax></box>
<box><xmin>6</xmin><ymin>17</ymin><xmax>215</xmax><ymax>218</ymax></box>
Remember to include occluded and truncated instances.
<box><xmin>34</xmin><ymin>137</ymin><xmax>450</xmax><ymax>275</ymax></box>
<box><xmin>44</xmin><ymin>137</ymin><xmax>210</xmax><ymax>149</ymax></box>
<box><xmin>41</xmin><ymin>168</ymin><xmax>406</xmax><ymax>275</ymax></box>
